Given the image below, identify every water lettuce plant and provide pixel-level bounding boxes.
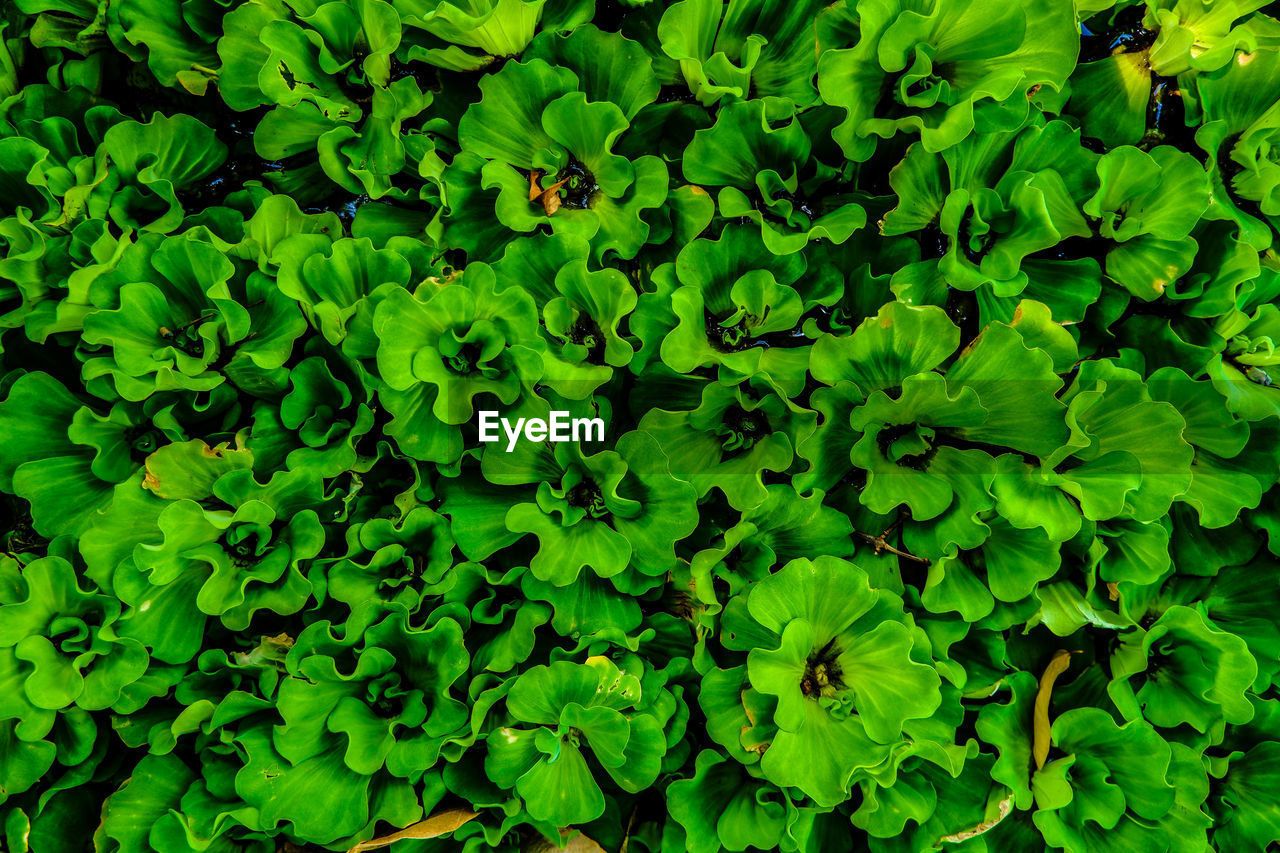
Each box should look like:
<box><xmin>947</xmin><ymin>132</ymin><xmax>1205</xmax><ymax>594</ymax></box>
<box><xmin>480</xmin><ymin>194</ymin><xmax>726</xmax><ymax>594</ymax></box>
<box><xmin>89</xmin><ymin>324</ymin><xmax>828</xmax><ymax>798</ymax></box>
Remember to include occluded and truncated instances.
<box><xmin>2</xmin><ymin>0</ymin><xmax>1280</xmax><ymax>851</ymax></box>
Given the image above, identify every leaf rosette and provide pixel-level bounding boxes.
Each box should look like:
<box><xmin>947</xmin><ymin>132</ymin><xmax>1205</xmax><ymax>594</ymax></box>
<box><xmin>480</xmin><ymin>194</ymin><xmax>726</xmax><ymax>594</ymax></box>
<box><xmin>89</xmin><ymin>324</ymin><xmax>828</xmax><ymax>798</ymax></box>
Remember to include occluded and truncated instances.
<box><xmin>653</xmin><ymin>223</ymin><xmax>838</xmax><ymax>393</ymax></box>
<box><xmin>80</xmin><ymin>231</ymin><xmax>306</xmax><ymax>402</ymax></box>
<box><xmin>373</xmin><ymin>261</ymin><xmax>546</xmax><ymax>463</ymax></box>
<box><xmin>485</xmin><ymin>655</ymin><xmax>675</xmax><ymax>825</ymax></box>
<box><xmin>657</xmin><ymin>0</ymin><xmax>829</xmax><ymax>110</ymax></box>
<box><xmin>491</xmin><ymin>233</ymin><xmax>638</xmax><ymax>399</ymax></box>
<box><xmin>227</xmin><ymin>605</ymin><xmax>467</xmax><ymax>844</ymax></box>
<box><xmin>683</xmin><ymin>100</ymin><xmax>867</xmax><ymax>253</ymax></box>
<box><xmin>275</xmin><ymin>602</ymin><xmax>469</xmax><ymax>779</ymax></box>
<box><xmin>638</xmin><ymin>374</ymin><xmax>817</xmax><ymax>511</ymax></box>
<box><xmin>310</xmin><ymin>505</ymin><xmax>455</xmax><ymax>613</ymax></box>
<box><xmin>0</xmin><ymin>371</ymin><xmax>175</xmax><ymax>537</ymax></box>
<box><xmin>1194</xmin><ymin>46</ymin><xmax>1280</xmax><ymax>249</ymax></box>
<box><xmin>445</xmin><ymin>35</ymin><xmax>669</xmax><ymax>262</ymax></box>
<box><xmin>1107</xmin><ymin>604</ymin><xmax>1258</xmax><ymax>733</ymax></box>
<box><xmin>1031</xmin><ymin>708</ymin><xmax>1181</xmax><ymax>853</ymax></box>
<box><xmin>442</xmin><ymin>430</ymin><xmax>698</xmax><ymax>587</ymax></box>
<box><xmin>728</xmin><ymin>555</ymin><xmax>943</xmax><ymax>807</ymax></box>
<box><xmin>250</xmin><ymin>351</ymin><xmax>376</xmax><ymax>478</ymax></box>
<box><xmin>881</xmin><ymin>121</ymin><xmax>1099</xmax><ymax>298</ymax></box>
<box><xmin>0</xmin><ymin>556</ymin><xmax>148</xmax><ymax>736</ymax></box>
<box><xmin>86</xmin><ymin>460</ymin><xmax>328</xmax><ymax>664</ymax></box>
<box><xmin>218</xmin><ymin>0</ymin><xmax>438</xmax><ymax>201</ymax></box>
<box><xmin>816</xmin><ymin>0</ymin><xmax>1079</xmax><ymax>161</ymax></box>
<box><xmin>395</xmin><ymin>0</ymin><xmax>594</xmax><ymax>71</ymax></box>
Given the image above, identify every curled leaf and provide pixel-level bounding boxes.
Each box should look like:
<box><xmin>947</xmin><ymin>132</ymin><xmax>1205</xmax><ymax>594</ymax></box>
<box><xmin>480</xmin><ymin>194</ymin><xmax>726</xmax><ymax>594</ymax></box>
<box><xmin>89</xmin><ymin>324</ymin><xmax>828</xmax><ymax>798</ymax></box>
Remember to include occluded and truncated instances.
<box><xmin>938</xmin><ymin>793</ymin><xmax>1014</xmax><ymax>843</ymax></box>
<box><xmin>345</xmin><ymin>810</ymin><xmax>478</xmax><ymax>853</ymax></box>
<box><xmin>1033</xmin><ymin>649</ymin><xmax>1073</xmax><ymax>771</ymax></box>
<box><xmin>541</xmin><ymin>177</ymin><xmax>569</xmax><ymax>215</ymax></box>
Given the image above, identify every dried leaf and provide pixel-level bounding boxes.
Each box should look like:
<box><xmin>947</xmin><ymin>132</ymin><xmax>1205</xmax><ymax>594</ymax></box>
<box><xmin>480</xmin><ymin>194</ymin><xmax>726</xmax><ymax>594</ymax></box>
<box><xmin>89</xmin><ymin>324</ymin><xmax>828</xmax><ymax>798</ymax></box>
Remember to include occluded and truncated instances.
<box><xmin>1033</xmin><ymin>649</ymin><xmax>1073</xmax><ymax>771</ymax></box>
<box><xmin>939</xmin><ymin>793</ymin><xmax>1013</xmax><ymax>843</ymax></box>
<box><xmin>528</xmin><ymin>169</ymin><xmax>543</xmax><ymax>201</ymax></box>
<box><xmin>540</xmin><ymin>178</ymin><xmax>569</xmax><ymax>216</ymax></box>
<box><xmin>1106</xmin><ymin>582</ymin><xmax>1120</xmax><ymax>601</ymax></box>
<box><xmin>265</xmin><ymin>632</ymin><xmax>294</xmax><ymax>649</ymax></box>
<box><xmin>523</xmin><ymin>831</ymin><xmax>606</xmax><ymax>853</ymax></box>
<box><xmin>232</xmin><ymin>632</ymin><xmax>295</xmax><ymax>669</ymax></box>
<box><xmin>345</xmin><ymin>810</ymin><xmax>478</xmax><ymax>853</ymax></box>
<box><xmin>620</xmin><ymin>806</ymin><xmax>638</xmax><ymax>853</ymax></box>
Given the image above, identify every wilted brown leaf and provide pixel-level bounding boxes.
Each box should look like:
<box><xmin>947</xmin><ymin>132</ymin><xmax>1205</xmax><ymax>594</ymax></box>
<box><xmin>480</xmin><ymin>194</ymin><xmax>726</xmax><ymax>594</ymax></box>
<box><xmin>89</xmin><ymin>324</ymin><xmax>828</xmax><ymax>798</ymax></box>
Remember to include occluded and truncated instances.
<box><xmin>541</xmin><ymin>178</ymin><xmax>569</xmax><ymax>216</ymax></box>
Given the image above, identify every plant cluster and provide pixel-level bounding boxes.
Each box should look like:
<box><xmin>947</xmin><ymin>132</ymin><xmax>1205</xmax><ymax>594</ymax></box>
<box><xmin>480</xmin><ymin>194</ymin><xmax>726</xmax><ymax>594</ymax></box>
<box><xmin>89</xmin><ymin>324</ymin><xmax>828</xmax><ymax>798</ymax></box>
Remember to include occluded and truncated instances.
<box><xmin>2</xmin><ymin>0</ymin><xmax>1280</xmax><ymax>851</ymax></box>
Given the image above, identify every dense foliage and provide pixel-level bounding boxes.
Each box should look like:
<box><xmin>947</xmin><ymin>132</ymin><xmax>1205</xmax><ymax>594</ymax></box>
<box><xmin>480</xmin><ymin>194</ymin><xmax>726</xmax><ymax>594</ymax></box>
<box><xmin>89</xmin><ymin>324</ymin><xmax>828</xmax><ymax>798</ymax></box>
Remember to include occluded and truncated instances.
<box><xmin>2</xmin><ymin>0</ymin><xmax>1280</xmax><ymax>850</ymax></box>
